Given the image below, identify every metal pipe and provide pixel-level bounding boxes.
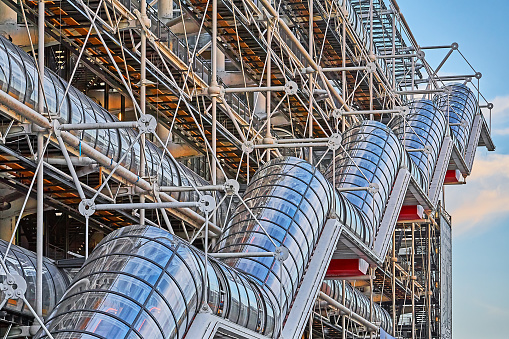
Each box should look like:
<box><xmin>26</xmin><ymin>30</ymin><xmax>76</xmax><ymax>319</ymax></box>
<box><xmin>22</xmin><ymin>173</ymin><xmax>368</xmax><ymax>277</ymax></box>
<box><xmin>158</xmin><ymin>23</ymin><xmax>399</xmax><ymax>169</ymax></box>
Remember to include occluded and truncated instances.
<box><xmin>209</xmin><ymin>252</ymin><xmax>276</xmax><ymax>258</ymax></box>
<box><xmin>318</xmin><ymin>292</ymin><xmax>379</xmax><ymax>332</ymax></box>
<box><xmin>395</xmin><ymin>89</ymin><xmax>445</xmax><ymax>95</ymax></box>
<box><xmin>369</xmin><ymin>0</ymin><xmax>374</xmax><ymax>121</ymax></box>
<box><xmin>257</xmin><ymin>0</ymin><xmax>351</xmax><ymax>111</ymax></box>
<box><xmin>56</xmin><ymin>136</ymin><xmax>86</xmax><ymax>200</ymax></box>
<box><xmin>411</xmin><ymin>222</ymin><xmax>415</xmax><ymax>339</ymax></box>
<box><xmin>210</xmin><ymin>0</ymin><xmax>219</xmax><ymax>234</ymax></box>
<box><xmin>159</xmin><ymin>185</ymin><xmax>224</xmax><ymax>192</ymax></box>
<box><xmin>341</xmin><ymin>11</ymin><xmax>347</xmax><ymax>131</ymax></box>
<box><xmin>377</xmin><ymin>53</ymin><xmax>418</xmax><ymax>59</ymax></box>
<box><xmin>341</xmin><ymin>109</ymin><xmax>401</xmax><ymax>116</ymax></box>
<box><xmin>420</xmin><ymin>44</ymin><xmax>455</xmax><ymax>50</ymax></box>
<box><xmin>253</xmin><ymin>142</ymin><xmax>328</xmax><ymax>149</ymax></box>
<box><xmin>45</xmin><ymin>156</ymin><xmax>97</xmax><ymax>166</ymax></box>
<box><xmin>36</xmin><ymin>131</ymin><xmax>44</xmax><ymax>318</ymax></box>
<box><xmin>369</xmin><ymin>267</ymin><xmax>374</xmax><ymax>339</ymax></box>
<box><xmin>308</xmin><ymin>0</ymin><xmax>314</xmax><ymax>164</ymax></box>
<box><xmin>427</xmin><ymin>223</ymin><xmax>432</xmax><ymax>339</ymax></box>
<box><xmin>303</xmin><ymin>66</ymin><xmax>370</xmax><ymax>73</ymax></box>
<box><xmin>336</xmin><ymin>186</ymin><xmax>373</xmax><ymax>192</ymax></box>
<box><xmin>36</xmin><ymin>0</ymin><xmax>45</xmax><ymax>318</ymax></box>
<box><xmin>341</xmin><ymin>280</ymin><xmax>346</xmax><ymax>339</ymax></box>
<box><xmin>276</xmin><ymin>137</ymin><xmax>329</xmax><ymax>144</ymax></box>
<box><xmin>222</xmin><ymin>85</ymin><xmax>286</xmax><ymax>93</ymax></box>
<box><xmin>58</xmin><ymin>121</ymin><xmax>139</xmax><ymax>130</ymax></box>
<box><xmin>266</xmin><ymin>20</ymin><xmax>272</xmax><ymax>162</ymax></box>
<box><xmin>392</xmin><ymin>231</ymin><xmax>396</xmax><ymax>336</ymax></box>
<box><xmin>139</xmin><ymin>0</ymin><xmax>148</xmax><ymax>226</ymax></box>
<box><xmin>414</xmin><ymin>74</ymin><xmax>477</xmax><ymax>84</ymax></box>
<box><xmin>95</xmin><ymin>201</ymin><xmax>201</xmax><ymax>211</ymax></box>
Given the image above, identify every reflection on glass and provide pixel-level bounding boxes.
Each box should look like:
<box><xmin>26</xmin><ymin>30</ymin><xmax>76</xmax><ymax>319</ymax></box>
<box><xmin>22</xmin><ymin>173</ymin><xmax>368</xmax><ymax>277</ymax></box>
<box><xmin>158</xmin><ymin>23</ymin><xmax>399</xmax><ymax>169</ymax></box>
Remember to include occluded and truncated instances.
<box><xmin>389</xmin><ymin>99</ymin><xmax>447</xmax><ymax>191</ymax></box>
<box><xmin>216</xmin><ymin>157</ymin><xmax>333</xmax><ymax>320</ymax></box>
<box><xmin>436</xmin><ymin>83</ymin><xmax>478</xmax><ymax>155</ymax></box>
<box><xmin>0</xmin><ymin>240</ymin><xmax>70</xmax><ymax>317</ymax></box>
<box><xmin>35</xmin><ymin>226</ymin><xmax>275</xmax><ymax>339</ymax></box>
<box><xmin>321</xmin><ymin>280</ymin><xmax>392</xmax><ymax>333</ymax></box>
<box><xmin>325</xmin><ymin>121</ymin><xmax>403</xmax><ymax>253</ymax></box>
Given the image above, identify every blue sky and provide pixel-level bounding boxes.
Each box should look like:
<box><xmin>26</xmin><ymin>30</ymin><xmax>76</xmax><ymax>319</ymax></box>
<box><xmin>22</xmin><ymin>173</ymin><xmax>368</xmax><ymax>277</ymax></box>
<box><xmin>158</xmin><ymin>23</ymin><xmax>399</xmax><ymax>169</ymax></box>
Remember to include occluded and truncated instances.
<box><xmin>398</xmin><ymin>1</ymin><xmax>509</xmax><ymax>338</ymax></box>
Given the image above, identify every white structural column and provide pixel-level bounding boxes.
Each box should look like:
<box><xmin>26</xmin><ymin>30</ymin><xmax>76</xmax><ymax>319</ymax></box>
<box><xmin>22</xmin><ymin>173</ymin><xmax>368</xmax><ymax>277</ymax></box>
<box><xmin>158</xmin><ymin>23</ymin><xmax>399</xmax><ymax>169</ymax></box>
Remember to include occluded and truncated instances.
<box><xmin>158</xmin><ymin>0</ymin><xmax>173</xmax><ymax>24</ymax></box>
<box><xmin>392</xmin><ymin>231</ymin><xmax>397</xmax><ymax>336</ymax></box>
<box><xmin>341</xmin><ymin>6</ymin><xmax>347</xmax><ymax>132</ymax></box>
<box><xmin>36</xmin><ymin>0</ymin><xmax>45</xmax><ymax>318</ymax></box>
<box><xmin>265</xmin><ymin>20</ymin><xmax>272</xmax><ymax>162</ymax></box>
<box><xmin>211</xmin><ymin>0</ymin><xmax>218</xmax><ymax>225</ymax></box>
<box><xmin>369</xmin><ymin>0</ymin><xmax>374</xmax><ymax>120</ymax></box>
<box><xmin>308</xmin><ymin>0</ymin><xmax>314</xmax><ymax>163</ymax></box>
<box><xmin>139</xmin><ymin>0</ymin><xmax>148</xmax><ymax>225</ymax></box>
<box><xmin>411</xmin><ymin>222</ymin><xmax>416</xmax><ymax>339</ymax></box>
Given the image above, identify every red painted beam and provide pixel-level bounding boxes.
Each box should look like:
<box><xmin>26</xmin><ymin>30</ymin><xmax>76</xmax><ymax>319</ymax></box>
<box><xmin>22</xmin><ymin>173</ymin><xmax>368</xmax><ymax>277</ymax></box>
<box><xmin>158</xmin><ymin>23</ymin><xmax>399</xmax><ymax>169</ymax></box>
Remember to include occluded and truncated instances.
<box><xmin>398</xmin><ymin>205</ymin><xmax>424</xmax><ymax>221</ymax></box>
<box><xmin>444</xmin><ymin>169</ymin><xmax>462</xmax><ymax>184</ymax></box>
<box><xmin>325</xmin><ymin>258</ymin><xmax>369</xmax><ymax>278</ymax></box>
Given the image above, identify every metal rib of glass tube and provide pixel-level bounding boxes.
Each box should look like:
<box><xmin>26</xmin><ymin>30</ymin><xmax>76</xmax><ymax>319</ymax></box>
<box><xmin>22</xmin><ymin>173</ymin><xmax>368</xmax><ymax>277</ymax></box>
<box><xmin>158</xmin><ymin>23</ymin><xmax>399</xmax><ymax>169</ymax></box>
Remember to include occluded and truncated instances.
<box><xmin>389</xmin><ymin>99</ymin><xmax>447</xmax><ymax>190</ymax></box>
<box><xmin>35</xmin><ymin>225</ymin><xmax>277</xmax><ymax>339</ymax></box>
<box><xmin>0</xmin><ymin>36</ymin><xmax>226</xmax><ymax>222</ymax></box>
<box><xmin>435</xmin><ymin>83</ymin><xmax>479</xmax><ymax>155</ymax></box>
<box><xmin>324</xmin><ymin>121</ymin><xmax>403</xmax><ymax>242</ymax></box>
<box><xmin>334</xmin><ymin>189</ymin><xmax>372</xmax><ymax>246</ymax></box>
<box><xmin>320</xmin><ymin>280</ymin><xmax>392</xmax><ymax>333</ymax></box>
<box><xmin>0</xmin><ymin>239</ymin><xmax>70</xmax><ymax>318</ymax></box>
<box><xmin>215</xmin><ymin>157</ymin><xmax>333</xmax><ymax>321</ymax></box>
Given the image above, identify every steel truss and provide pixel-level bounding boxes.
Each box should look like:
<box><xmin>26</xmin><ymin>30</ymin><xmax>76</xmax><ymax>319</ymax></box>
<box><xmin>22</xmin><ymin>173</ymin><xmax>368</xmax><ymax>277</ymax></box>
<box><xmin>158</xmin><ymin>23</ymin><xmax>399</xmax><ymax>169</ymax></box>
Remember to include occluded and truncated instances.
<box><xmin>0</xmin><ymin>0</ymin><xmax>496</xmax><ymax>337</ymax></box>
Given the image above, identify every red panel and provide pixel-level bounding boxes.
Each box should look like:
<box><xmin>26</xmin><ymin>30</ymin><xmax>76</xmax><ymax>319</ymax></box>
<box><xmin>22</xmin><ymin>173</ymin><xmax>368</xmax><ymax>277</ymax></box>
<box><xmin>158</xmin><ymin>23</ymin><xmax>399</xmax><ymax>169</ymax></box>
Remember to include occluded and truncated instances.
<box><xmin>398</xmin><ymin>205</ymin><xmax>424</xmax><ymax>221</ymax></box>
<box><xmin>325</xmin><ymin>259</ymin><xmax>368</xmax><ymax>278</ymax></box>
<box><xmin>444</xmin><ymin>169</ymin><xmax>462</xmax><ymax>184</ymax></box>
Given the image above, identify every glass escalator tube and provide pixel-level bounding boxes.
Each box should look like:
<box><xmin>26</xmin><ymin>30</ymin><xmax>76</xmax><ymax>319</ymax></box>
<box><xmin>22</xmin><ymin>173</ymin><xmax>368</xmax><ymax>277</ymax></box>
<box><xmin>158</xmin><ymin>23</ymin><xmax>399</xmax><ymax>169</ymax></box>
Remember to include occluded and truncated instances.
<box><xmin>319</xmin><ymin>280</ymin><xmax>392</xmax><ymax>333</ymax></box>
<box><xmin>324</xmin><ymin>121</ymin><xmax>403</xmax><ymax>256</ymax></box>
<box><xmin>0</xmin><ymin>240</ymin><xmax>70</xmax><ymax>318</ymax></box>
<box><xmin>34</xmin><ymin>225</ymin><xmax>276</xmax><ymax>339</ymax></box>
<box><xmin>36</xmin><ymin>156</ymin><xmax>333</xmax><ymax>338</ymax></box>
<box><xmin>435</xmin><ymin>83</ymin><xmax>479</xmax><ymax>155</ymax></box>
<box><xmin>215</xmin><ymin>157</ymin><xmax>334</xmax><ymax>327</ymax></box>
<box><xmin>389</xmin><ymin>99</ymin><xmax>447</xmax><ymax>192</ymax></box>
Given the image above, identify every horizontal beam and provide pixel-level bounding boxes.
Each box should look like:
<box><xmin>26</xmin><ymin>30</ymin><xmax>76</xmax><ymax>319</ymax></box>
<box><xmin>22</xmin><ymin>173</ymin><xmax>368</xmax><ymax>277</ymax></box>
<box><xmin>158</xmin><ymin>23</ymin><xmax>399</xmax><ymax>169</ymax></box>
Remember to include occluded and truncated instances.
<box><xmin>95</xmin><ymin>201</ymin><xmax>201</xmax><ymax>211</ymax></box>
<box><xmin>209</xmin><ymin>252</ymin><xmax>276</xmax><ymax>259</ymax></box>
<box><xmin>341</xmin><ymin>109</ymin><xmax>402</xmax><ymax>116</ymax></box>
<box><xmin>253</xmin><ymin>142</ymin><xmax>328</xmax><ymax>149</ymax></box>
<box><xmin>395</xmin><ymin>89</ymin><xmax>445</xmax><ymax>95</ymax></box>
<box><xmin>59</xmin><ymin>121</ymin><xmax>139</xmax><ymax>130</ymax></box>
<box><xmin>223</xmin><ymin>85</ymin><xmax>286</xmax><ymax>93</ymax></box>
<box><xmin>159</xmin><ymin>185</ymin><xmax>224</xmax><ymax>192</ymax></box>
<box><xmin>318</xmin><ymin>292</ymin><xmax>379</xmax><ymax>332</ymax></box>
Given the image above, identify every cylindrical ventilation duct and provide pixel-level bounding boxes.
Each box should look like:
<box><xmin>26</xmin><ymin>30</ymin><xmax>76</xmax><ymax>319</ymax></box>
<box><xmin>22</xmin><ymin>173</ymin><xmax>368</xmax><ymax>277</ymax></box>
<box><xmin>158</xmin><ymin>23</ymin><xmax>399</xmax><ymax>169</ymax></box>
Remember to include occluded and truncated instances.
<box><xmin>0</xmin><ymin>240</ymin><xmax>70</xmax><ymax>318</ymax></box>
<box><xmin>435</xmin><ymin>83</ymin><xmax>479</xmax><ymax>155</ymax></box>
<box><xmin>389</xmin><ymin>99</ymin><xmax>447</xmax><ymax>190</ymax></box>
<box><xmin>0</xmin><ymin>36</ymin><xmax>226</xmax><ymax>222</ymax></box>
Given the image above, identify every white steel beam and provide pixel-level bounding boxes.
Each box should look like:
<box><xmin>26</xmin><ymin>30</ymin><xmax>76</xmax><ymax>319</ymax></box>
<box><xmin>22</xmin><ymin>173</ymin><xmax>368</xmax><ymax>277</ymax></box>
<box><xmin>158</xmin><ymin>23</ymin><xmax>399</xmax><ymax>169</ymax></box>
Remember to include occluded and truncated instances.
<box><xmin>282</xmin><ymin>219</ymin><xmax>342</xmax><ymax>339</ymax></box>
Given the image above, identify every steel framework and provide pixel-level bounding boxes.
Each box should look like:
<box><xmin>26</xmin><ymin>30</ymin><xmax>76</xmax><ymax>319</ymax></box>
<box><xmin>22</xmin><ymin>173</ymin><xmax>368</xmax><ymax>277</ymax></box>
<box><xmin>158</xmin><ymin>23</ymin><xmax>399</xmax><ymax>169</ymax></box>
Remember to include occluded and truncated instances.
<box><xmin>0</xmin><ymin>0</ymin><xmax>495</xmax><ymax>338</ymax></box>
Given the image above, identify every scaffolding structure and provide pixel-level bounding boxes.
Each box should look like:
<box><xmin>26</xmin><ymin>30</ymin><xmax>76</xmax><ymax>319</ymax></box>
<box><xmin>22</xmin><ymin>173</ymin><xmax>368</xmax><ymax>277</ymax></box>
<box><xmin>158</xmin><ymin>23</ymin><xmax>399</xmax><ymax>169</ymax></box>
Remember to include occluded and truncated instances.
<box><xmin>0</xmin><ymin>0</ymin><xmax>496</xmax><ymax>337</ymax></box>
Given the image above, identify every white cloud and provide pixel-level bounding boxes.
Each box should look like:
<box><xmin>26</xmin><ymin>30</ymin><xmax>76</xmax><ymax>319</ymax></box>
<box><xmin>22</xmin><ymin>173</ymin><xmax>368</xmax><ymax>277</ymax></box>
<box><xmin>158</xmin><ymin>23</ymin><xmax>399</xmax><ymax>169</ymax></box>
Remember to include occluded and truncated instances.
<box><xmin>493</xmin><ymin>127</ymin><xmax>509</xmax><ymax>135</ymax></box>
<box><xmin>446</xmin><ymin>153</ymin><xmax>509</xmax><ymax>237</ymax></box>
